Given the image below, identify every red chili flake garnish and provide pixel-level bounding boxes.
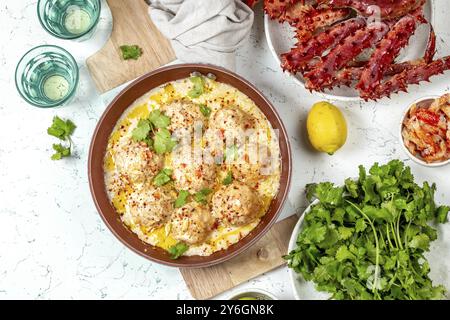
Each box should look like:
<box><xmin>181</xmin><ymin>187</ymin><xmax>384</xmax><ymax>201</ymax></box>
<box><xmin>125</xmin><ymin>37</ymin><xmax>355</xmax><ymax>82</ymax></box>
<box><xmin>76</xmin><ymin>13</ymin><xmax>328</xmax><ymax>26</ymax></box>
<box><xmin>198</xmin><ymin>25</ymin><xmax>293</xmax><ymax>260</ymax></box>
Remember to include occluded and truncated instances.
<box><xmin>417</xmin><ymin>109</ymin><xmax>440</xmax><ymax>126</ymax></box>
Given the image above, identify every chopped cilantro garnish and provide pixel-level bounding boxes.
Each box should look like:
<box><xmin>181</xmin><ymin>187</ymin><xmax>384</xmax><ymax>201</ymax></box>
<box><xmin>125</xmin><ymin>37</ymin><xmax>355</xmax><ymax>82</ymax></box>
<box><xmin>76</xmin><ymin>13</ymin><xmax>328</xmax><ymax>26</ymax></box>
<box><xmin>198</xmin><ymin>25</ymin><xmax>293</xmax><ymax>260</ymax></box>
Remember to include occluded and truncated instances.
<box><xmin>175</xmin><ymin>190</ymin><xmax>190</xmax><ymax>208</ymax></box>
<box><xmin>222</xmin><ymin>171</ymin><xmax>233</xmax><ymax>185</ymax></box>
<box><xmin>194</xmin><ymin>188</ymin><xmax>213</xmax><ymax>205</ymax></box>
<box><xmin>168</xmin><ymin>242</ymin><xmax>189</xmax><ymax>259</ymax></box>
<box><xmin>148</xmin><ymin>110</ymin><xmax>171</xmax><ymax>129</ymax></box>
<box><xmin>199</xmin><ymin>104</ymin><xmax>211</xmax><ymax>117</ymax></box>
<box><xmin>153</xmin><ymin>168</ymin><xmax>173</xmax><ymax>187</ymax></box>
<box><xmin>132</xmin><ymin>119</ymin><xmax>153</xmax><ymax>142</ymax></box>
<box><xmin>187</xmin><ymin>76</ymin><xmax>205</xmax><ymax>98</ymax></box>
<box><xmin>132</xmin><ymin>110</ymin><xmax>175</xmax><ymax>152</ymax></box>
<box><xmin>154</xmin><ymin>128</ymin><xmax>177</xmax><ymax>154</ymax></box>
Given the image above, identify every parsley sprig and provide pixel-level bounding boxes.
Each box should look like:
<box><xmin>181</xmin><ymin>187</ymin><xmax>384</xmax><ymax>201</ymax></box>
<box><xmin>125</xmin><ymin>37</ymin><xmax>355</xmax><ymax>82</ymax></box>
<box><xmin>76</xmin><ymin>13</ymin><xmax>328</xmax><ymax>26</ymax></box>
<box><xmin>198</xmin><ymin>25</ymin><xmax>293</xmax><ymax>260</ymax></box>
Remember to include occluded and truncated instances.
<box><xmin>47</xmin><ymin>116</ymin><xmax>76</xmax><ymax>160</ymax></box>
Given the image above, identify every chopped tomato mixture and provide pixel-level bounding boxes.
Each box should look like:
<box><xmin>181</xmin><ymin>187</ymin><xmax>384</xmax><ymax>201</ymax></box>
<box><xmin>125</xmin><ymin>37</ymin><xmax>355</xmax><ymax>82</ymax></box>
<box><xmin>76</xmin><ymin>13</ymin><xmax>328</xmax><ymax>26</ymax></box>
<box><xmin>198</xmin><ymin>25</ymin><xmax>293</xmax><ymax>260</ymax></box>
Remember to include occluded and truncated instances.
<box><xmin>402</xmin><ymin>94</ymin><xmax>450</xmax><ymax>163</ymax></box>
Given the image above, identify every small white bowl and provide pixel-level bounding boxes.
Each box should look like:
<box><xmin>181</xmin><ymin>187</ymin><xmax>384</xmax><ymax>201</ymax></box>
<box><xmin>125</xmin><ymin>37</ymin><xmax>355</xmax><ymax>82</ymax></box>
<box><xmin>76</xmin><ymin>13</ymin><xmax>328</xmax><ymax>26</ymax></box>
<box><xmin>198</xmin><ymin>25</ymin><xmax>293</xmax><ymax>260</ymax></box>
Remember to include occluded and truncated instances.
<box><xmin>227</xmin><ymin>288</ymin><xmax>278</xmax><ymax>300</ymax></box>
<box><xmin>399</xmin><ymin>95</ymin><xmax>450</xmax><ymax>168</ymax></box>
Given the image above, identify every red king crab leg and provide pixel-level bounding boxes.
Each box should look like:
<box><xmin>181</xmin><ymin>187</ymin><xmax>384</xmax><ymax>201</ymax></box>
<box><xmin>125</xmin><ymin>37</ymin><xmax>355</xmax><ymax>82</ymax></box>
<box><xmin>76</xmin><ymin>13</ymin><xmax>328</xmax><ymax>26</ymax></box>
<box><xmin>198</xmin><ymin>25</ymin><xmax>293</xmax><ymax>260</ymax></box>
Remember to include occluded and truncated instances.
<box><xmin>281</xmin><ymin>18</ymin><xmax>366</xmax><ymax>73</ymax></box>
<box><xmin>304</xmin><ymin>22</ymin><xmax>389</xmax><ymax>91</ymax></box>
<box><xmin>293</xmin><ymin>6</ymin><xmax>351</xmax><ymax>44</ymax></box>
<box><xmin>324</xmin><ymin>24</ymin><xmax>436</xmax><ymax>89</ymax></box>
<box><xmin>323</xmin><ymin>0</ymin><xmax>426</xmax><ymax>19</ymax></box>
<box><xmin>357</xmin><ymin>14</ymin><xmax>420</xmax><ymax>98</ymax></box>
<box><xmin>366</xmin><ymin>56</ymin><xmax>450</xmax><ymax>100</ymax></box>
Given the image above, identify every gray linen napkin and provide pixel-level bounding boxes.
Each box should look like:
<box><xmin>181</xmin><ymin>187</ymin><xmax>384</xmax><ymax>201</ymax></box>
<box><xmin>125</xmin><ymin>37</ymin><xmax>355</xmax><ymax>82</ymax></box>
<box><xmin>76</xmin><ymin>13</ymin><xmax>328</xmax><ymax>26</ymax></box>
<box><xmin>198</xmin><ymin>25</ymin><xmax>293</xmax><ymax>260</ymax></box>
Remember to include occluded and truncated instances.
<box><xmin>147</xmin><ymin>0</ymin><xmax>254</xmax><ymax>71</ymax></box>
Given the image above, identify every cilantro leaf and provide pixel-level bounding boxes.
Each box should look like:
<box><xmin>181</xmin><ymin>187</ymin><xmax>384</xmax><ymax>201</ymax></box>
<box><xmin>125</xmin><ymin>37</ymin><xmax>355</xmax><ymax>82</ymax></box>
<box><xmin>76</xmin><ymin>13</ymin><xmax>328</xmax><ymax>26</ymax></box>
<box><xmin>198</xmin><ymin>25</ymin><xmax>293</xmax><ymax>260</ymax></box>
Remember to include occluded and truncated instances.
<box><xmin>408</xmin><ymin>234</ymin><xmax>430</xmax><ymax>251</ymax></box>
<box><xmin>51</xmin><ymin>143</ymin><xmax>71</xmax><ymax>160</ymax></box>
<box><xmin>154</xmin><ymin>128</ymin><xmax>177</xmax><ymax>154</ymax></box>
<box><xmin>153</xmin><ymin>168</ymin><xmax>173</xmax><ymax>187</ymax></box>
<box><xmin>436</xmin><ymin>206</ymin><xmax>449</xmax><ymax>223</ymax></box>
<box><xmin>47</xmin><ymin>116</ymin><xmax>76</xmax><ymax>160</ymax></box>
<box><xmin>168</xmin><ymin>242</ymin><xmax>189</xmax><ymax>259</ymax></box>
<box><xmin>148</xmin><ymin>110</ymin><xmax>171</xmax><ymax>129</ymax></box>
<box><xmin>187</xmin><ymin>76</ymin><xmax>205</xmax><ymax>98</ymax></box>
<box><xmin>120</xmin><ymin>45</ymin><xmax>143</xmax><ymax>60</ymax></box>
<box><xmin>47</xmin><ymin>116</ymin><xmax>76</xmax><ymax>141</ymax></box>
<box><xmin>174</xmin><ymin>190</ymin><xmax>190</xmax><ymax>208</ymax></box>
<box><xmin>194</xmin><ymin>188</ymin><xmax>212</xmax><ymax>204</ymax></box>
<box><xmin>132</xmin><ymin>119</ymin><xmax>152</xmax><ymax>142</ymax></box>
<box><xmin>199</xmin><ymin>104</ymin><xmax>211</xmax><ymax>117</ymax></box>
<box><xmin>222</xmin><ymin>171</ymin><xmax>233</xmax><ymax>185</ymax></box>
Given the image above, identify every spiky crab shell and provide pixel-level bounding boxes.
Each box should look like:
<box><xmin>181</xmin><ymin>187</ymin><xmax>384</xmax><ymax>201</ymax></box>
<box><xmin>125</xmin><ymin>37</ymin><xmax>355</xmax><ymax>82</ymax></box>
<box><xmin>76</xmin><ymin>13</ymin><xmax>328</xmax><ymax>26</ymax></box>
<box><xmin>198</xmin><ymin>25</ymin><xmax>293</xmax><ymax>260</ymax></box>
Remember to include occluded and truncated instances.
<box><xmin>281</xmin><ymin>18</ymin><xmax>366</xmax><ymax>73</ymax></box>
<box><xmin>356</xmin><ymin>15</ymin><xmax>419</xmax><ymax>95</ymax></box>
<box><xmin>304</xmin><ymin>23</ymin><xmax>389</xmax><ymax>91</ymax></box>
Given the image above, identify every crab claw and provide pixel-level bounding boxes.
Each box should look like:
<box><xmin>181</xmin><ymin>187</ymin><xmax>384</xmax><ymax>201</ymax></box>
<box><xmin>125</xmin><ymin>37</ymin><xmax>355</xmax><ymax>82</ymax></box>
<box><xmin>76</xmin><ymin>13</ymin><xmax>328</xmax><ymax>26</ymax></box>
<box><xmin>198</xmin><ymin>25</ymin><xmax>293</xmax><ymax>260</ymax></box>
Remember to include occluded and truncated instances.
<box><xmin>364</xmin><ymin>56</ymin><xmax>450</xmax><ymax>101</ymax></box>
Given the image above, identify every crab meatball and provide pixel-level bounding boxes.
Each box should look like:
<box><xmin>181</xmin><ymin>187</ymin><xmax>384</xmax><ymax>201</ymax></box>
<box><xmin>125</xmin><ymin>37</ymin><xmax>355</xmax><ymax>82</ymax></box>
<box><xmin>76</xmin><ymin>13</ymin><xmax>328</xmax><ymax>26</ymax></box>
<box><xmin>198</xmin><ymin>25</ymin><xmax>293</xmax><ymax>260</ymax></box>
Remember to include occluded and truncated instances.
<box><xmin>231</xmin><ymin>144</ymin><xmax>276</xmax><ymax>182</ymax></box>
<box><xmin>171</xmin><ymin>203</ymin><xmax>214</xmax><ymax>245</ymax></box>
<box><xmin>212</xmin><ymin>182</ymin><xmax>260</xmax><ymax>226</ymax></box>
<box><xmin>209</xmin><ymin>106</ymin><xmax>254</xmax><ymax>139</ymax></box>
<box><xmin>172</xmin><ymin>161</ymin><xmax>216</xmax><ymax>193</ymax></box>
<box><xmin>127</xmin><ymin>186</ymin><xmax>173</xmax><ymax>230</ymax></box>
<box><xmin>162</xmin><ymin>100</ymin><xmax>205</xmax><ymax>133</ymax></box>
<box><xmin>113</xmin><ymin>141</ymin><xmax>163</xmax><ymax>185</ymax></box>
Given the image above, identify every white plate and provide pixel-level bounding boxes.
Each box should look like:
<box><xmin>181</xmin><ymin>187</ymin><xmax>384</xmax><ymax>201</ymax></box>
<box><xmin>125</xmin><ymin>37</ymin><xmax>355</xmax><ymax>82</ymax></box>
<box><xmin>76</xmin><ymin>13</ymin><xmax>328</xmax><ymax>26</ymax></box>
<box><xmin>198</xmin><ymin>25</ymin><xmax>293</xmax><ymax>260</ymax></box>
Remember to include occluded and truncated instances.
<box><xmin>265</xmin><ymin>1</ymin><xmax>433</xmax><ymax>102</ymax></box>
<box><xmin>288</xmin><ymin>199</ymin><xmax>450</xmax><ymax>300</ymax></box>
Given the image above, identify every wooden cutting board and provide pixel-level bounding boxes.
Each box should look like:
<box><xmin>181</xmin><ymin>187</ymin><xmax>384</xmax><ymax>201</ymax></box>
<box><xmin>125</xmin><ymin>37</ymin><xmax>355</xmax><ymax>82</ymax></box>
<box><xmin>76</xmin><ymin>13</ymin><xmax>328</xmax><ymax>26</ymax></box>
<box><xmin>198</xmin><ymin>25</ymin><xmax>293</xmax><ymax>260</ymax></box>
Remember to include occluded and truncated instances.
<box><xmin>181</xmin><ymin>215</ymin><xmax>298</xmax><ymax>300</ymax></box>
<box><xmin>87</xmin><ymin>0</ymin><xmax>175</xmax><ymax>93</ymax></box>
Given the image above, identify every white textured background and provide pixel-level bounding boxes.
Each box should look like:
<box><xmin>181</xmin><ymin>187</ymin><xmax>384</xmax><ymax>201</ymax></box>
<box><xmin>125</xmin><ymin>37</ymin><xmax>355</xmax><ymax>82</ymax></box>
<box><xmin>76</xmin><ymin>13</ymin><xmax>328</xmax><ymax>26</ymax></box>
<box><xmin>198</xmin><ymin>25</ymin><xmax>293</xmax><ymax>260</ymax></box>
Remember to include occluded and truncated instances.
<box><xmin>0</xmin><ymin>0</ymin><xmax>449</xmax><ymax>299</ymax></box>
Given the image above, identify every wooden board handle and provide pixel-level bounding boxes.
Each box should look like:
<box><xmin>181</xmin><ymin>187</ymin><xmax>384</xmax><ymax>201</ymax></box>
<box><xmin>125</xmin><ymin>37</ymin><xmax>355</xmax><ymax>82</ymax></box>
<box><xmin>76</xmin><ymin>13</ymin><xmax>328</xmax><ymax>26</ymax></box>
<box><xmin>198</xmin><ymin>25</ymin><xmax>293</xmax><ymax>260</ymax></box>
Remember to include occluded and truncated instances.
<box><xmin>181</xmin><ymin>215</ymin><xmax>298</xmax><ymax>300</ymax></box>
<box><xmin>87</xmin><ymin>0</ymin><xmax>175</xmax><ymax>93</ymax></box>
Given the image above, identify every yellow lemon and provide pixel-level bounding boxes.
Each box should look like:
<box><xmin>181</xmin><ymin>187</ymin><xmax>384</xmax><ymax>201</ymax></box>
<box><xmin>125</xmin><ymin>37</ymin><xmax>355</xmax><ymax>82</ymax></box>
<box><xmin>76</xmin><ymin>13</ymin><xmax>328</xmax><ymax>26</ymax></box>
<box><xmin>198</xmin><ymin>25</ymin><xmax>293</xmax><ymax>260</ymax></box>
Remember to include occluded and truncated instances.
<box><xmin>307</xmin><ymin>102</ymin><xmax>347</xmax><ymax>155</ymax></box>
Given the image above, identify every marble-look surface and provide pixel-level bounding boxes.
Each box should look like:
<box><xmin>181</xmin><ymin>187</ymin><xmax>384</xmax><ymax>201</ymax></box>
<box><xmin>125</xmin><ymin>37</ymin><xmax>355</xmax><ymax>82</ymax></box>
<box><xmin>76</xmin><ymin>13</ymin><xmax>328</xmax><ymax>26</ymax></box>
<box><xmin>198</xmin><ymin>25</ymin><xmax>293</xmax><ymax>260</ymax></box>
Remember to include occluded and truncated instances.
<box><xmin>0</xmin><ymin>0</ymin><xmax>449</xmax><ymax>300</ymax></box>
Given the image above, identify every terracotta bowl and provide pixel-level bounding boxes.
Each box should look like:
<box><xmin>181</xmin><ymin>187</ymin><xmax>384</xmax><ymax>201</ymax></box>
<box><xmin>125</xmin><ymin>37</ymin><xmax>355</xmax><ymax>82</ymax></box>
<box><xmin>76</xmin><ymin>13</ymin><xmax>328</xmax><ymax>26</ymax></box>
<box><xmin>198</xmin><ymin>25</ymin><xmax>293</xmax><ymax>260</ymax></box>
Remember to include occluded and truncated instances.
<box><xmin>88</xmin><ymin>64</ymin><xmax>292</xmax><ymax>268</ymax></box>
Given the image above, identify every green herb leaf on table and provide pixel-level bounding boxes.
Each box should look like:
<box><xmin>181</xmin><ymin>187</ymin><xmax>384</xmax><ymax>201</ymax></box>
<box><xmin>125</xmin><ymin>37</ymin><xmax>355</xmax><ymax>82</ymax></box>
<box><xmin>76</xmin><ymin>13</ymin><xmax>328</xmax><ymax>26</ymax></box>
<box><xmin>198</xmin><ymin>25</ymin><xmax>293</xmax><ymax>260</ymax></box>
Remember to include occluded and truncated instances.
<box><xmin>51</xmin><ymin>144</ymin><xmax>71</xmax><ymax>160</ymax></box>
<box><xmin>194</xmin><ymin>188</ymin><xmax>213</xmax><ymax>205</ymax></box>
<box><xmin>153</xmin><ymin>168</ymin><xmax>173</xmax><ymax>187</ymax></box>
<box><xmin>222</xmin><ymin>171</ymin><xmax>233</xmax><ymax>185</ymax></box>
<box><xmin>47</xmin><ymin>116</ymin><xmax>76</xmax><ymax>160</ymax></box>
<box><xmin>120</xmin><ymin>45</ymin><xmax>143</xmax><ymax>60</ymax></box>
<box><xmin>175</xmin><ymin>190</ymin><xmax>190</xmax><ymax>208</ymax></box>
<box><xmin>47</xmin><ymin>116</ymin><xmax>76</xmax><ymax>141</ymax></box>
<box><xmin>188</xmin><ymin>76</ymin><xmax>205</xmax><ymax>98</ymax></box>
<box><xmin>199</xmin><ymin>104</ymin><xmax>211</xmax><ymax>117</ymax></box>
<box><xmin>168</xmin><ymin>242</ymin><xmax>189</xmax><ymax>260</ymax></box>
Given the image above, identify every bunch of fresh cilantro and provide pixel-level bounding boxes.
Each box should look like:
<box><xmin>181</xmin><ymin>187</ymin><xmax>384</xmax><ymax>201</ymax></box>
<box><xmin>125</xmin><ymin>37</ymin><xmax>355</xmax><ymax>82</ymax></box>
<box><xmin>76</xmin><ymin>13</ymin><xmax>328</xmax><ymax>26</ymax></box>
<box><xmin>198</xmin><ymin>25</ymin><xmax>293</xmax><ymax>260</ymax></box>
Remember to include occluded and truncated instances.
<box><xmin>285</xmin><ymin>160</ymin><xmax>449</xmax><ymax>300</ymax></box>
